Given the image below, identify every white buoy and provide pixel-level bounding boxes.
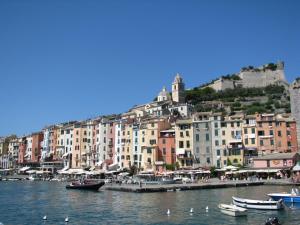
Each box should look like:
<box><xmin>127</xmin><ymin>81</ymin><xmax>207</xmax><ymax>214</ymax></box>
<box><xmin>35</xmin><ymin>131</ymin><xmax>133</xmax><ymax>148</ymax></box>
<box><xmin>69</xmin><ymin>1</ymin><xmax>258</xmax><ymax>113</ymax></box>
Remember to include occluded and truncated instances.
<box><xmin>43</xmin><ymin>215</ymin><xmax>47</xmax><ymax>220</ymax></box>
<box><xmin>205</xmin><ymin>206</ymin><xmax>209</xmax><ymax>212</ymax></box>
<box><xmin>190</xmin><ymin>208</ymin><xmax>194</xmax><ymax>213</ymax></box>
<box><xmin>167</xmin><ymin>209</ymin><xmax>170</xmax><ymax>216</ymax></box>
<box><xmin>65</xmin><ymin>216</ymin><xmax>69</xmax><ymax>222</ymax></box>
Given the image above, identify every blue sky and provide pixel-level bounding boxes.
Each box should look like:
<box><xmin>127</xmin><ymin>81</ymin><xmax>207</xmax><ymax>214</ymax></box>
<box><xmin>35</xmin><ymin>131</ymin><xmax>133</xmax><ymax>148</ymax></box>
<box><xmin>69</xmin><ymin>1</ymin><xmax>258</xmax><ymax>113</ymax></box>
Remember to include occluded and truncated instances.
<box><xmin>0</xmin><ymin>0</ymin><xmax>299</xmax><ymax>136</ymax></box>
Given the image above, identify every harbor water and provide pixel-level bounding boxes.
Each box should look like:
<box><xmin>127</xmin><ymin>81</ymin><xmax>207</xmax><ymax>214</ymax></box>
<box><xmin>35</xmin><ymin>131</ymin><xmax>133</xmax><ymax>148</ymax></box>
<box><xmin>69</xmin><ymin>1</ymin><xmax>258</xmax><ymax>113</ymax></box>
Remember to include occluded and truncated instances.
<box><xmin>0</xmin><ymin>181</ymin><xmax>299</xmax><ymax>225</ymax></box>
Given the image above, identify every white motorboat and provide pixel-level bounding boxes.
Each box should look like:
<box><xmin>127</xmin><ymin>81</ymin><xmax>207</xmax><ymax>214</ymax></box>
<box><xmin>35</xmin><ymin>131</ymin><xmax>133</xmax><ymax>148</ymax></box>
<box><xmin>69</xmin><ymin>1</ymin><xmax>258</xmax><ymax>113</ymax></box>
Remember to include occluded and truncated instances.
<box><xmin>232</xmin><ymin>196</ymin><xmax>283</xmax><ymax>210</ymax></box>
<box><xmin>218</xmin><ymin>203</ymin><xmax>247</xmax><ymax>217</ymax></box>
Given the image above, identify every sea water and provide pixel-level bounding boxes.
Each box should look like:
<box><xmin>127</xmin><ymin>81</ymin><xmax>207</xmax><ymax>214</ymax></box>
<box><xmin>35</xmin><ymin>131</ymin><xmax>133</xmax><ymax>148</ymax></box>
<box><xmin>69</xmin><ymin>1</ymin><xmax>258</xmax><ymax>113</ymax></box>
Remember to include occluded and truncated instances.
<box><xmin>0</xmin><ymin>181</ymin><xmax>299</xmax><ymax>225</ymax></box>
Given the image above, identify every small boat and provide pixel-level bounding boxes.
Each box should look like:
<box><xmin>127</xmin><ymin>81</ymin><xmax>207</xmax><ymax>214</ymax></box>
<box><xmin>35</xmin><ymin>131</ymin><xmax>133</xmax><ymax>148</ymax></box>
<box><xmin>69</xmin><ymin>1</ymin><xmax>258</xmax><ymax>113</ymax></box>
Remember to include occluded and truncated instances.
<box><xmin>218</xmin><ymin>203</ymin><xmax>247</xmax><ymax>217</ymax></box>
<box><xmin>66</xmin><ymin>180</ymin><xmax>105</xmax><ymax>191</ymax></box>
<box><xmin>268</xmin><ymin>188</ymin><xmax>300</xmax><ymax>204</ymax></box>
<box><xmin>232</xmin><ymin>196</ymin><xmax>283</xmax><ymax>210</ymax></box>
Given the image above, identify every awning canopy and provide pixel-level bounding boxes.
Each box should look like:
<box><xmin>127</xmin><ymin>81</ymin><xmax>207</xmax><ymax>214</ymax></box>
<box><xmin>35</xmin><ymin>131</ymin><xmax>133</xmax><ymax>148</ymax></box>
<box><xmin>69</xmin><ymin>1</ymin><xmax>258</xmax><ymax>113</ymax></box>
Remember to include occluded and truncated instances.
<box><xmin>62</xmin><ymin>152</ymin><xmax>70</xmax><ymax>157</ymax></box>
<box><xmin>19</xmin><ymin>166</ymin><xmax>31</xmax><ymax>172</ymax></box>
<box><xmin>176</xmin><ymin>148</ymin><xmax>185</xmax><ymax>155</ymax></box>
<box><xmin>26</xmin><ymin>170</ymin><xmax>37</xmax><ymax>174</ymax></box>
<box><xmin>292</xmin><ymin>165</ymin><xmax>300</xmax><ymax>171</ymax></box>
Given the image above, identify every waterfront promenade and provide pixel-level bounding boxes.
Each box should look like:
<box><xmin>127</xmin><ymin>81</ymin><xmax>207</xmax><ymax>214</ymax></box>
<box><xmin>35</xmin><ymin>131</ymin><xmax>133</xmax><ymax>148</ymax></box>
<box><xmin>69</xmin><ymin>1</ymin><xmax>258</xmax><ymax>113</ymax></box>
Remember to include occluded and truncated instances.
<box><xmin>105</xmin><ymin>179</ymin><xmax>264</xmax><ymax>193</ymax></box>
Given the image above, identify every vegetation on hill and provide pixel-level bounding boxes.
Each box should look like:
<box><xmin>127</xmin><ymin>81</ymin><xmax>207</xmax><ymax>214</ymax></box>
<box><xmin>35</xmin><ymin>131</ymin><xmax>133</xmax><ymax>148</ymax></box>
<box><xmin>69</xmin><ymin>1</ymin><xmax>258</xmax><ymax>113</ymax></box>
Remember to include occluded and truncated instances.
<box><xmin>185</xmin><ymin>85</ymin><xmax>290</xmax><ymax>114</ymax></box>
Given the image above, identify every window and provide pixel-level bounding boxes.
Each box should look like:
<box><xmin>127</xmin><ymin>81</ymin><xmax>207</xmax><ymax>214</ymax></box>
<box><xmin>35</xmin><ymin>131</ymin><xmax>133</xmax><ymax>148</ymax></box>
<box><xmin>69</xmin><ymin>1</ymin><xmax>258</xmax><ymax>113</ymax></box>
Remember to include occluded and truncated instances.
<box><xmin>151</xmin><ymin>130</ymin><xmax>155</xmax><ymax>135</ymax></box>
<box><xmin>231</xmin><ymin>122</ymin><xmax>234</xmax><ymax>127</ymax></box>
<box><xmin>223</xmin><ymin>149</ymin><xmax>227</xmax><ymax>156</ymax></box>
<box><xmin>196</xmin><ymin>134</ymin><xmax>200</xmax><ymax>142</ymax></box>
<box><xmin>206</xmin><ymin>157</ymin><xmax>210</xmax><ymax>164</ymax></box>
<box><xmin>222</xmin><ymin>140</ymin><xmax>226</xmax><ymax>145</ymax></box>
<box><xmin>260</xmin><ymin>140</ymin><xmax>263</xmax><ymax>146</ymax></box>
<box><xmin>251</xmin><ymin>138</ymin><xmax>255</xmax><ymax>144</ymax></box>
<box><xmin>215</xmin><ymin>129</ymin><xmax>218</xmax><ymax>136</ymax></box>
<box><xmin>244</xmin><ymin>128</ymin><xmax>248</xmax><ymax>134</ymax></box>
<box><xmin>269</xmin><ymin>121</ymin><xmax>272</xmax><ymax>126</ymax></box>
<box><xmin>147</xmin><ymin>148</ymin><xmax>152</xmax><ymax>154</ymax></box>
<box><xmin>162</xmin><ymin>139</ymin><xmax>166</xmax><ymax>144</ymax></box>
<box><xmin>171</xmin><ymin>148</ymin><xmax>175</xmax><ymax>154</ymax></box>
<box><xmin>151</xmin><ymin>123</ymin><xmax>154</xmax><ymax>127</ymax></box>
<box><xmin>278</xmin><ymin>141</ymin><xmax>281</xmax><ymax>147</ymax></box>
<box><xmin>163</xmin><ymin>148</ymin><xmax>166</xmax><ymax>155</ymax></box>
<box><xmin>270</xmin><ymin>139</ymin><xmax>274</xmax><ymax>146</ymax></box>
<box><xmin>142</xmin><ymin>138</ymin><xmax>145</xmax><ymax>143</ymax></box>
<box><xmin>237</xmin><ymin>122</ymin><xmax>240</xmax><ymax>127</ymax></box>
<box><xmin>251</xmin><ymin>128</ymin><xmax>255</xmax><ymax>134</ymax></box>
<box><xmin>287</xmin><ymin>130</ymin><xmax>291</xmax><ymax>136</ymax></box>
<box><xmin>186</xmin><ymin>131</ymin><xmax>189</xmax><ymax>136</ymax></box>
<box><xmin>278</xmin><ymin>131</ymin><xmax>282</xmax><ymax>137</ymax></box>
<box><xmin>186</xmin><ymin>141</ymin><xmax>190</xmax><ymax>148</ymax></box>
<box><xmin>245</xmin><ymin>138</ymin><xmax>248</xmax><ymax>145</ymax></box>
<box><xmin>205</xmin><ymin>134</ymin><xmax>209</xmax><ymax>141</ymax></box>
<box><xmin>215</xmin><ymin>140</ymin><xmax>219</xmax><ymax>146</ymax></box>
<box><xmin>217</xmin><ymin>149</ymin><xmax>220</xmax><ymax>156</ymax></box>
<box><xmin>258</xmin><ymin>131</ymin><xmax>265</xmax><ymax>136</ymax></box>
<box><xmin>214</xmin><ymin>122</ymin><xmax>218</xmax><ymax>128</ymax></box>
<box><xmin>179</xmin><ymin>141</ymin><xmax>184</xmax><ymax>148</ymax></box>
<box><xmin>206</xmin><ymin>147</ymin><xmax>210</xmax><ymax>153</ymax></box>
<box><xmin>269</xmin><ymin>130</ymin><xmax>274</xmax><ymax>135</ymax></box>
<box><xmin>288</xmin><ymin>141</ymin><xmax>291</xmax><ymax>147</ymax></box>
<box><xmin>196</xmin><ymin>147</ymin><xmax>199</xmax><ymax>153</ymax></box>
<box><xmin>222</xmin><ymin>130</ymin><xmax>225</xmax><ymax>136</ymax></box>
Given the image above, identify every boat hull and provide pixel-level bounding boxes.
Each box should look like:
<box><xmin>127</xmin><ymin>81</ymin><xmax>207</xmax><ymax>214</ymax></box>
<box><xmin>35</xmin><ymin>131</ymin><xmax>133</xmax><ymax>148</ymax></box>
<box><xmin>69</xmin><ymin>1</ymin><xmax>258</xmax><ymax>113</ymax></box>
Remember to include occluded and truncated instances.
<box><xmin>66</xmin><ymin>181</ymin><xmax>105</xmax><ymax>191</ymax></box>
<box><xmin>268</xmin><ymin>193</ymin><xmax>300</xmax><ymax>203</ymax></box>
<box><xmin>218</xmin><ymin>204</ymin><xmax>247</xmax><ymax>217</ymax></box>
<box><xmin>232</xmin><ymin>196</ymin><xmax>283</xmax><ymax>210</ymax></box>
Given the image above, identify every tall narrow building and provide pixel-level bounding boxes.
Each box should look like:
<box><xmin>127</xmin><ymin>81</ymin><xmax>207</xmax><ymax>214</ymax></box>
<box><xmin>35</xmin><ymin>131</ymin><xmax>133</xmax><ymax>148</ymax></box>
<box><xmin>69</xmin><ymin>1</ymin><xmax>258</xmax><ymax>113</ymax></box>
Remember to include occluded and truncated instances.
<box><xmin>290</xmin><ymin>78</ymin><xmax>300</xmax><ymax>150</ymax></box>
<box><xmin>172</xmin><ymin>73</ymin><xmax>185</xmax><ymax>103</ymax></box>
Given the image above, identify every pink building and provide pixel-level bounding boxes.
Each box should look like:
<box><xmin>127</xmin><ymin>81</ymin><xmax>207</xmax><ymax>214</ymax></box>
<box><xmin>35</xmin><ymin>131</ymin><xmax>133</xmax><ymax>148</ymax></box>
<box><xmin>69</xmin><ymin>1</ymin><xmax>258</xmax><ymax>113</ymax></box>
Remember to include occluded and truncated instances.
<box><xmin>252</xmin><ymin>153</ymin><xmax>300</xmax><ymax>169</ymax></box>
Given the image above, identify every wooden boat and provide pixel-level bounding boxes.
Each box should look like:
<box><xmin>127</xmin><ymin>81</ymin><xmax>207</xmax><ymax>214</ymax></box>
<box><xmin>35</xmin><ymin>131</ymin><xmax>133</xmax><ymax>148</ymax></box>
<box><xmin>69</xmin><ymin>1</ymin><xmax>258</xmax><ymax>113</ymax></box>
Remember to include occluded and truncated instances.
<box><xmin>66</xmin><ymin>180</ymin><xmax>105</xmax><ymax>191</ymax></box>
<box><xmin>232</xmin><ymin>196</ymin><xmax>283</xmax><ymax>210</ymax></box>
<box><xmin>268</xmin><ymin>188</ymin><xmax>300</xmax><ymax>205</ymax></box>
<box><xmin>218</xmin><ymin>203</ymin><xmax>247</xmax><ymax>217</ymax></box>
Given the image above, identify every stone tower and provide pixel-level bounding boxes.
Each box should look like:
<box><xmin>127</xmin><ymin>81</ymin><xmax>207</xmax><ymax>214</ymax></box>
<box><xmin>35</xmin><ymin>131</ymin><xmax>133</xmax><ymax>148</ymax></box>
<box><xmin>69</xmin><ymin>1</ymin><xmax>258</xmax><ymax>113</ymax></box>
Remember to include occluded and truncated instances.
<box><xmin>290</xmin><ymin>78</ymin><xmax>300</xmax><ymax>150</ymax></box>
<box><xmin>172</xmin><ymin>73</ymin><xmax>185</xmax><ymax>103</ymax></box>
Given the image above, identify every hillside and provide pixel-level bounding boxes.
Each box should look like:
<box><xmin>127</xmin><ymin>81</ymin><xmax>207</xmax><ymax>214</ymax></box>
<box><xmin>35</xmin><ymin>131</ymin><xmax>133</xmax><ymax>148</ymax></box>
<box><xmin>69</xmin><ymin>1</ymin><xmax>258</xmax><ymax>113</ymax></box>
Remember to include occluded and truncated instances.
<box><xmin>185</xmin><ymin>84</ymin><xmax>290</xmax><ymax>115</ymax></box>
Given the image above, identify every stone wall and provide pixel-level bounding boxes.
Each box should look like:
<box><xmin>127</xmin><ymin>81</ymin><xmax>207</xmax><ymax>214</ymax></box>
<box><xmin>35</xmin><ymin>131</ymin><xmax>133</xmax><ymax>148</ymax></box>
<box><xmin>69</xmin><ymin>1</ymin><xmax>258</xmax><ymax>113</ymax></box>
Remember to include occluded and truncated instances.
<box><xmin>290</xmin><ymin>79</ymin><xmax>300</xmax><ymax>149</ymax></box>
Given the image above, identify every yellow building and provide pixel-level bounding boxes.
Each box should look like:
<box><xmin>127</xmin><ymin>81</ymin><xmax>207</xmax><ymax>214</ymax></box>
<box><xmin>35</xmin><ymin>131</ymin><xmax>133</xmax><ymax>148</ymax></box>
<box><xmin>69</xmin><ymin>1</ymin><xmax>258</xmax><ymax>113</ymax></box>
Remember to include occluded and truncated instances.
<box><xmin>174</xmin><ymin>119</ymin><xmax>193</xmax><ymax>168</ymax></box>
<box><xmin>140</xmin><ymin>117</ymin><xmax>171</xmax><ymax>171</ymax></box>
<box><xmin>220</xmin><ymin>114</ymin><xmax>244</xmax><ymax>167</ymax></box>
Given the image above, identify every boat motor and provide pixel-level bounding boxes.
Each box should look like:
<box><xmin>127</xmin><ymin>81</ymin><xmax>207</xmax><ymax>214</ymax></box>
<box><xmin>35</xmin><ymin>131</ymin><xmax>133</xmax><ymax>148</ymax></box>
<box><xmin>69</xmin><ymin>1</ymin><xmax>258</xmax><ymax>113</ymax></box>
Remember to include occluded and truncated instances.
<box><xmin>265</xmin><ymin>217</ymin><xmax>281</xmax><ymax>225</ymax></box>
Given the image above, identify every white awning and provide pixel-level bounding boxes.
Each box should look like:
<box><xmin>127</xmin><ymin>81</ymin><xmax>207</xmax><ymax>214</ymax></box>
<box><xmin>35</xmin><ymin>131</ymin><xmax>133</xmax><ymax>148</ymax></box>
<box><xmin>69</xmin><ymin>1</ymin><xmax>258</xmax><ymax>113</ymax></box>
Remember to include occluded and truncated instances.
<box><xmin>176</xmin><ymin>148</ymin><xmax>185</xmax><ymax>155</ymax></box>
<box><xmin>19</xmin><ymin>166</ymin><xmax>31</xmax><ymax>172</ymax></box>
<box><xmin>24</xmin><ymin>153</ymin><xmax>30</xmax><ymax>158</ymax></box>
<box><xmin>62</xmin><ymin>152</ymin><xmax>70</xmax><ymax>157</ymax></box>
<box><xmin>26</xmin><ymin>170</ymin><xmax>37</xmax><ymax>174</ymax></box>
<box><xmin>96</xmin><ymin>161</ymin><xmax>103</xmax><ymax>166</ymax></box>
<box><xmin>293</xmin><ymin>165</ymin><xmax>300</xmax><ymax>171</ymax></box>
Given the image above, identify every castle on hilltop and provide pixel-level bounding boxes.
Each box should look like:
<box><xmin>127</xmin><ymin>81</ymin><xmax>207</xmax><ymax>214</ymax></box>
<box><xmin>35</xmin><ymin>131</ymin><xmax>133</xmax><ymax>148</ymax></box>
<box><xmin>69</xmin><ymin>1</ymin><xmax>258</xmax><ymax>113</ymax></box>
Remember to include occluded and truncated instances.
<box><xmin>207</xmin><ymin>61</ymin><xmax>288</xmax><ymax>91</ymax></box>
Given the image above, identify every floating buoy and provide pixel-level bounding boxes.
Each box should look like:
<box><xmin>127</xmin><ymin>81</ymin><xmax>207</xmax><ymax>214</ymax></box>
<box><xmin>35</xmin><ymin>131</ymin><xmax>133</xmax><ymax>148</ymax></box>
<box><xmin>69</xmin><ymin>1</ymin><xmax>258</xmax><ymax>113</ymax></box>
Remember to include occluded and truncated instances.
<box><xmin>43</xmin><ymin>215</ymin><xmax>47</xmax><ymax>220</ymax></box>
<box><xmin>167</xmin><ymin>209</ymin><xmax>170</xmax><ymax>216</ymax></box>
<box><xmin>65</xmin><ymin>216</ymin><xmax>69</xmax><ymax>222</ymax></box>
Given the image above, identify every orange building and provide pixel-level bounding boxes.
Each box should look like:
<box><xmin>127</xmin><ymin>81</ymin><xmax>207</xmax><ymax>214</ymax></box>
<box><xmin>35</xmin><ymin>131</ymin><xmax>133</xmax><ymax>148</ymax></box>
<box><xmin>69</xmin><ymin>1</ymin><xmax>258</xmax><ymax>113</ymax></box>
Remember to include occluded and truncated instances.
<box><xmin>158</xmin><ymin>129</ymin><xmax>176</xmax><ymax>166</ymax></box>
<box><xmin>256</xmin><ymin>114</ymin><xmax>298</xmax><ymax>154</ymax></box>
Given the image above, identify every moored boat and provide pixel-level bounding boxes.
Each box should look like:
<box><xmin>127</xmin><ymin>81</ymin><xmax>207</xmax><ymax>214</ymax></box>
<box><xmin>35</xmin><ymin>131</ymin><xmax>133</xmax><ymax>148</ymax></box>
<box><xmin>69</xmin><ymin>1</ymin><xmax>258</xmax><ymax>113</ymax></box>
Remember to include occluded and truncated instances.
<box><xmin>218</xmin><ymin>203</ymin><xmax>247</xmax><ymax>217</ymax></box>
<box><xmin>268</xmin><ymin>188</ymin><xmax>300</xmax><ymax>204</ymax></box>
<box><xmin>232</xmin><ymin>196</ymin><xmax>283</xmax><ymax>210</ymax></box>
<box><xmin>66</xmin><ymin>180</ymin><xmax>105</xmax><ymax>191</ymax></box>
